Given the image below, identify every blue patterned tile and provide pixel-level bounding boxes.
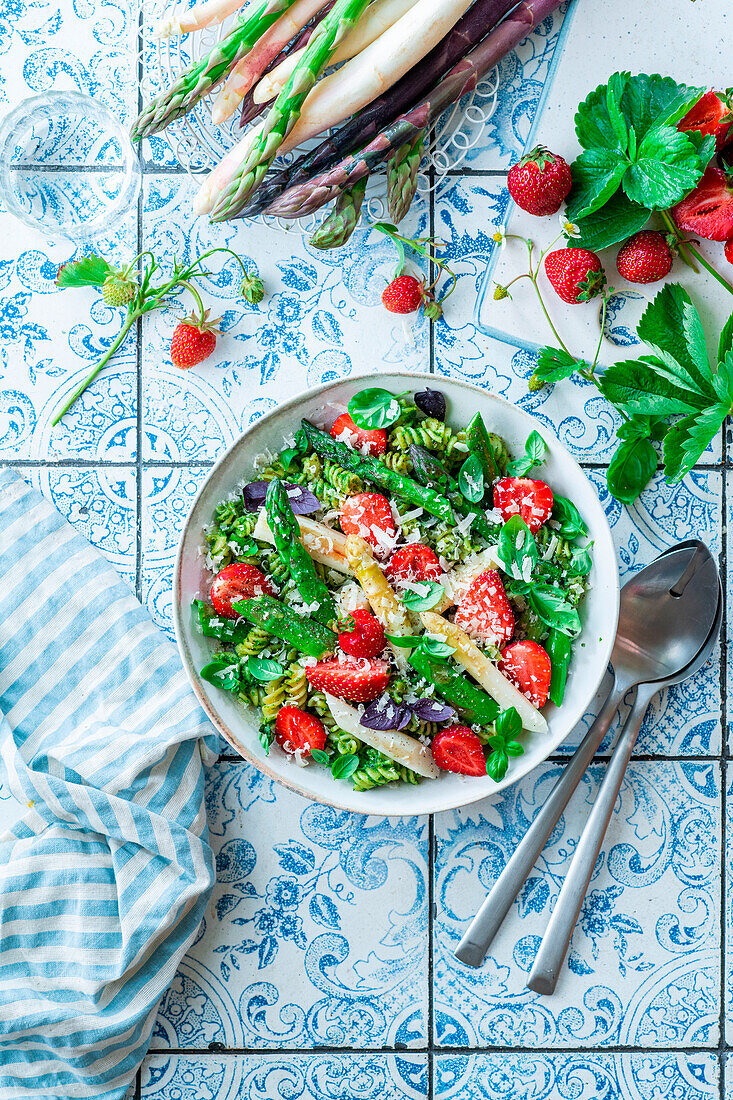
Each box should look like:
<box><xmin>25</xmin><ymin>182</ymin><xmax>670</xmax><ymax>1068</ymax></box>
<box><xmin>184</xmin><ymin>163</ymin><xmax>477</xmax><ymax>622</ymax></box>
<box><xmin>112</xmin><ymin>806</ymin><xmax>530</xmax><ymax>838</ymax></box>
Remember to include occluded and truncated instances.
<box><xmin>435</xmin><ymin>1052</ymin><xmax>719</xmax><ymax>1099</ymax></box>
<box><xmin>141</xmin><ymin>465</ymin><xmax>208</xmax><ymax>638</ymax></box>
<box><xmin>141</xmin><ymin>1053</ymin><xmax>427</xmax><ymax>1099</ymax></box>
<box><xmin>434</xmin><ymin>759</ymin><xmax>720</xmax><ymax>1048</ymax></box>
<box><xmin>153</xmin><ymin>760</ymin><xmax>429</xmax><ymax>1049</ymax></box>
<box><xmin>140</xmin><ymin>175</ymin><xmax>430</xmax><ymax>460</ymax></box>
<box><xmin>724</xmin><ymin>772</ymin><xmax>733</xmax><ymax>1044</ymax></box>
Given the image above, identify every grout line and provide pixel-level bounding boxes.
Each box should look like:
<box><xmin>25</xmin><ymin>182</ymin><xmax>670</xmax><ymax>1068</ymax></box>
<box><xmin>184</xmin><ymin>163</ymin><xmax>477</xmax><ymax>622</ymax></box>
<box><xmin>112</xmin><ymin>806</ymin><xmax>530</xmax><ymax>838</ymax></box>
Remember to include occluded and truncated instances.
<box><xmin>718</xmin><ymin>433</ymin><xmax>728</xmax><ymax>1095</ymax></box>
<box><xmin>427</xmin><ymin>157</ymin><xmax>436</xmax><ymax>1100</ymax></box>
<box><xmin>135</xmin><ymin>0</ymin><xmax>144</xmax><ymax>605</ymax></box>
<box><xmin>148</xmin><ymin>1043</ymin><xmax>726</xmax><ymax>1056</ymax></box>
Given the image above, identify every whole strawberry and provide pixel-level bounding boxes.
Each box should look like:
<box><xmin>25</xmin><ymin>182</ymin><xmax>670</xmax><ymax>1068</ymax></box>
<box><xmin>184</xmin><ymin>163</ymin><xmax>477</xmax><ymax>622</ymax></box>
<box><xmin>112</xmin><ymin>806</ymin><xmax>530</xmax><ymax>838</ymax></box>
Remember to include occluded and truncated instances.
<box><xmin>616</xmin><ymin>230</ymin><xmax>672</xmax><ymax>284</ymax></box>
<box><xmin>544</xmin><ymin>247</ymin><xmax>606</xmax><ymax>304</ymax></box>
<box><xmin>382</xmin><ymin>274</ymin><xmax>423</xmax><ymax>314</ymax></box>
<box><xmin>170</xmin><ymin>309</ymin><xmax>221</xmax><ymax>369</ymax></box>
<box><xmin>507</xmin><ymin>145</ymin><xmax>572</xmax><ymax>216</ymax></box>
<box><xmin>101</xmin><ymin>273</ymin><xmax>136</xmax><ymax>307</ymax></box>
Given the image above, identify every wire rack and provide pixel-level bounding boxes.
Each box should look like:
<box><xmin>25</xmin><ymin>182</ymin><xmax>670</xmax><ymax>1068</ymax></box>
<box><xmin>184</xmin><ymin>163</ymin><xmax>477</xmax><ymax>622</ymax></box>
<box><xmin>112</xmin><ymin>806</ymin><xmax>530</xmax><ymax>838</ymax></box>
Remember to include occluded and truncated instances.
<box><xmin>146</xmin><ymin>0</ymin><xmax>500</xmax><ymax>231</ymax></box>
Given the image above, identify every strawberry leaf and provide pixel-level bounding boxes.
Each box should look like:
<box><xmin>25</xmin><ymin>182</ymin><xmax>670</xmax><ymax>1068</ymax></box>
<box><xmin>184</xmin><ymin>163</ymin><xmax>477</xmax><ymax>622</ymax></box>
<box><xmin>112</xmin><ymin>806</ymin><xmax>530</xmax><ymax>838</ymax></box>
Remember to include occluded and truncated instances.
<box><xmin>55</xmin><ymin>254</ymin><xmax>114</xmax><ymax>289</ymax></box>
<box><xmin>572</xmin><ymin>191</ymin><xmax>650</xmax><ymax>251</ymax></box>
<box><xmin>620</xmin><ymin>74</ymin><xmax>704</xmax><ymax>137</ymax></box>
<box><xmin>663</xmin><ymin>405</ymin><xmax>728</xmax><ymax>483</ymax></box>
<box><xmin>718</xmin><ymin>312</ymin><xmax>733</xmax><ymax>364</ymax></box>
<box><xmin>600</xmin><ymin>358</ymin><xmax>711</xmax><ymax>416</ymax></box>
<box><xmin>566</xmin><ymin>149</ymin><xmax>626</xmax><ymax>221</ymax></box>
<box><xmin>636</xmin><ymin>284</ymin><xmax>713</xmax><ymax>393</ymax></box>
<box><xmin>575</xmin><ymin>73</ymin><xmax>631</xmax><ymax>152</ymax></box>
<box><xmin>623</xmin><ymin>125</ymin><xmax>711</xmax><ymax>209</ymax></box>
<box><xmin>534</xmin><ymin>346</ymin><xmax>584</xmax><ymax>385</ymax></box>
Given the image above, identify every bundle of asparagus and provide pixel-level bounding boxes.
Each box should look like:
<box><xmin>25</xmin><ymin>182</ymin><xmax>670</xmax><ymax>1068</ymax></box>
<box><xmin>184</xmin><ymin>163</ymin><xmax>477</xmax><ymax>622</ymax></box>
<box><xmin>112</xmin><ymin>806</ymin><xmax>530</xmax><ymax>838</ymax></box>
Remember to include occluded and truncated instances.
<box><xmin>135</xmin><ymin>0</ymin><xmax>563</xmax><ymax>242</ymax></box>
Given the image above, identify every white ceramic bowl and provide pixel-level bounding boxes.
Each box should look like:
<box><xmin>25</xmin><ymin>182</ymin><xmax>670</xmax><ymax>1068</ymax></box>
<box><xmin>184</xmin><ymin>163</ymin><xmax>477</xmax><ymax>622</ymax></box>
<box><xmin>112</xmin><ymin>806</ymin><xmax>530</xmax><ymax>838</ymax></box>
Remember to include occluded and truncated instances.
<box><xmin>174</xmin><ymin>372</ymin><xmax>619</xmax><ymax>815</ymax></box>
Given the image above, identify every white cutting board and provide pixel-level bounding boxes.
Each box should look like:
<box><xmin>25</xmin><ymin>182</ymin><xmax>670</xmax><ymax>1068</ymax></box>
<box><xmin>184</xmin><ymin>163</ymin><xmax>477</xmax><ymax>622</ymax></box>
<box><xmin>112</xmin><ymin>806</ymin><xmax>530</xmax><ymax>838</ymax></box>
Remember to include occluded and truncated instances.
<box><xmin>475</xmin><ymin>0</ymin><xmax>733</xmax><ymax>364</ymax></box>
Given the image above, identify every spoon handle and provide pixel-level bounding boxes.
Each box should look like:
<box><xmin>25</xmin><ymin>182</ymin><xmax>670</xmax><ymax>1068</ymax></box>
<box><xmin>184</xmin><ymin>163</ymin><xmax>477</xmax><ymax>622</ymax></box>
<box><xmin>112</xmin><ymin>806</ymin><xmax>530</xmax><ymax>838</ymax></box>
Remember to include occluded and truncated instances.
<box><xmin>525</xmin><ymin>681</ymin><xmax>657</xmax><ymax>996</ymax></box>
<box><xmin>453</xmin><ymin>682</ymin><xmax>627</xmax><ymax>969</ymax></box>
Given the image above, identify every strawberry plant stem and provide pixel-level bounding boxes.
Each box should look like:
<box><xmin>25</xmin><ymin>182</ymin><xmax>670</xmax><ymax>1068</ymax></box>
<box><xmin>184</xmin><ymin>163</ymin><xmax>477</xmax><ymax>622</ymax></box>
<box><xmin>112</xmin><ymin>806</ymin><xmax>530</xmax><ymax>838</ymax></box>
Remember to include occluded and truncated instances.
<box><xmin>51</xmin><ymin>317</ymin><xmax>135</xmax><ymax>425</ymax></box>
<box><xmin>660</xmin><ymin>209</ymin><xmax>733</xmax><ymax>295</ymax></box>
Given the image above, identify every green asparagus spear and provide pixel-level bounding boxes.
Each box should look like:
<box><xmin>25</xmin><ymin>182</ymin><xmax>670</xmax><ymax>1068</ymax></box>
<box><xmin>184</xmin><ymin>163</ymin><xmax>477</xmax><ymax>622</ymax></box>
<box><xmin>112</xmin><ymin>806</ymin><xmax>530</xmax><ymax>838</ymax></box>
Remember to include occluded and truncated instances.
<box><xmin>547</xmin><ymin>628</ymin><xmax>571</xmax><ymax>706</ymax></box>
<box><xmin>131</xmin><ymin>0</ymin><xmax>299</xmax><ymax>140</ymax></box>
<box><xmin>209</xmin><ymin>0</ymin><xmax>372</xmax><ymax>221</ymax></box>
<box><xmin>466</xmin><ymin>411</ymin><xmax>499</xmax><ymax>483</ymax></box>
<box><xmin>409</xmin><ymin>444</ymin><xmax>499</xmax><ymax>541</ymax></box>
<box><xmin>233</xmin><ymin>595</ymin><xmax>336</xmax><ymax>656</ymax></box>
<box><xmin>408</xmin><ymin>650</ymin><xmax>500</xmax><ymax>725</ymax></box>
<box><xmin>387</xmin><ymin>130</ymin><xmax>424</xmax><ymax>224</ymax></box>
<box><xmin>265</xmin><ymin>478</ymin><xmax>337</xmax><ymax>626</ymax></box>
<box><xmin>310</xmin><ymin>178</ymin><xmax>367</xmax><ymax>250</ymax></box>
<box><xmin>195</xmin><ymin>599</ymin><xmax>251</xmax><ymax>644</ymax></box>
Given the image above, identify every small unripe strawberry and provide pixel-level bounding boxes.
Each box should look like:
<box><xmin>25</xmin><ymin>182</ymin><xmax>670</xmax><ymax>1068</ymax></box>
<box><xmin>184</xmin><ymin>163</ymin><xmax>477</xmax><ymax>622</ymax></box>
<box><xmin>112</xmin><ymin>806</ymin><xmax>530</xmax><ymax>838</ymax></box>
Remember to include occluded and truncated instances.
<box><xmin>382</xmin><ymin>274</ymin><xmax>424</xmax><ymax>314</ymax></box>
<box><xmin>240</xmin><ymin>272</ymin><xmax>264</xmax><ymax>304</ymax></box>
<box><xmin>101</xmin><ymin>274</ymin><xmax>135</xmax><ymax>307</ymax></box>
<box><xmin>507</xmin><ymin>146</ymin><xmax>572</xmax><ymax>216</ymax></box>
<box><xmin>616</xmin><ymin>230</ymin><xmax>673</xmax><ymax>284</ymax></box>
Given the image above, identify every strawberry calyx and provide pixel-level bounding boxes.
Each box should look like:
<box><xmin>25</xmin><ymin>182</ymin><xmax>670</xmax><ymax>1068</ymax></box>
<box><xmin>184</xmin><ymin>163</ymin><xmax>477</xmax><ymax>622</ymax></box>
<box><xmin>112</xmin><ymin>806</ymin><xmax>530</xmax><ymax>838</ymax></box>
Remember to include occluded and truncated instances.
<box><xmin>178</xmin><ymin>306</ymin><xmax>222</xmax><ymax>335</ymax></box>
<box><xmin>518</xmin><ymin>144</ymin><xmax>556</xmax><ymax>171</ymax></box>
<box><xmin>574</xmin><ymin>266</ymin><xmax>607</xmax><ymax>302</ymax></box>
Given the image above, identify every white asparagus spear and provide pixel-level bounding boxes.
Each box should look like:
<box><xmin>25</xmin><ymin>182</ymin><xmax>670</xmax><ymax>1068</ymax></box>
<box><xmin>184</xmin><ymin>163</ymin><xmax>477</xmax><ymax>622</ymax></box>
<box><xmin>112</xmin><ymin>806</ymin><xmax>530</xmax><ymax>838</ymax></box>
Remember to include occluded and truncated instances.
<box><xmin>155</xmin><ymin>0</ymin><xmax>253</xmax><ymax>37</ymax></box>
<box><xmin>252</xmin><ymin>0</ymin><xmax>416</xmax><ymax>106</ymax></box>
<box><xmin>275</xmin><ymin>0</ymin><xmax>476</xmax><ymax>154</ymax></box>
<box><xmin>343</xmin><ymin>535</ymin><xmax>410</xmax><ymax>669</ymax></box>
<box><xmin>420</xmin><ymin>611</ymin><xmax>548</xmax><ymax>734</ymax></box>
<box><xmin>252</xmin><ymin>510</ymin><xmax>350</xmax><ymax>573</ymax></box>
<box><xmin>325</xmin><ymin>694</ymin><xmax>440</xmax><ymax>779</ymax></box>
<box><xmin>211</xmin><ymin>0</ymin><xmax>327</xmax><ymax>122</ymax></box>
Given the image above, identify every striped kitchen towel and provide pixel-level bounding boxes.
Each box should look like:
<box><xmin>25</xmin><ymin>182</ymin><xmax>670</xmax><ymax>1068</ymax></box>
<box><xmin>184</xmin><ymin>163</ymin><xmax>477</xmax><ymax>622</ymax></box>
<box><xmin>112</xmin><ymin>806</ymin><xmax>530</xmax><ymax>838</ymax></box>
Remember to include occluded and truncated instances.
<box><xmin>0</xmin><ymin>467</ymin><xmax>218</xmax><ymax>1100</ymax></box>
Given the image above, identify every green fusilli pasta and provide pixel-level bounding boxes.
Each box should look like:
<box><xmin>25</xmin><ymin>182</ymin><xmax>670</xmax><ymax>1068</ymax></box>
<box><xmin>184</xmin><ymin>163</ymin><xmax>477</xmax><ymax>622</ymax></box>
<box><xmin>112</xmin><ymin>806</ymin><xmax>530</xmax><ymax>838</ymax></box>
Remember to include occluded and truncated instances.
<box><xmin>284</xmin><ymin>662</ymin><xmax>308</xmax><ymax>709</ymax></box>
<box><xmin>261</xmin><ymin>676</ymin><xmax>287</xmax><ymax>725</ymax></box>
<box><xmin>324</xmin><ymin>459</ymin><xmax>362</xmax><ymax>495</ymax></box>
<box><xmin>378</xmin><ymin>450</ymin><xmax>412</xmax><ymax>474</ymax></box>
<box><xmin>352</xmin><ymin>749</ymin><xmax>420</xmax><ymax>790</ymax></box>
<box><xmin>236</xmin><ymin>625</ymin><xmax>272</xmax><ymax>657</ymax></box>
<box><xmin>327</xmin><ymin>726</ymin><xmax>361</xmax><ymax>756</ymax></box>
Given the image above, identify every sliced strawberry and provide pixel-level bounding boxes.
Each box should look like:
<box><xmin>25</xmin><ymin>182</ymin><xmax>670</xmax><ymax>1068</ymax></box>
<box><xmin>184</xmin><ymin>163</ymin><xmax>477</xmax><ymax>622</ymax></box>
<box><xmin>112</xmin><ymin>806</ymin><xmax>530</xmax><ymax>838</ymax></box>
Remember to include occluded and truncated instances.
<box><xmin>672</xmin><ymin>166</ymin><xmax>733</xmax><ymax>241</ymax></box>
<box><xmin>498</xmin><ymin>641</ymin><xmax>552</xmax><ymax>708</ymax></box>
<box><xmin>431</xmin><ymin>725</ymin><xmax>486</xmax><ymax>776</ymax></box>
<box><xmin>678</xmin><ymin>90</ymin><xmax>733</xmax><ymax>150</ymax></box>
<box><xmin>726</xmin><ymin>239</ymin><xmax>733</xmax><ymax>266</ymax></box>
<box><xmin>454</xmin><ymin>569</ymin><xmax>515</xmax><ymax>647</ymax></box>
<box><xmin>493</xmin><ymin>477</ymin><xmax>554</xmax><ymax>534</ymax></box>
<box><xmin>210</xmin><ymin>562</ymin><xmax>276</xmax><ymax>619</ymax></box>
<box><xmin>338</xmin><ymin>609</ymin><xmax>386</xmax><ymax>659</ymax></box>
<box><xmin>306</xmin><ymin>656</ymin><xmax>390</xmax><ymax>703</ymax></box>
<box><xmin>385</xmin><ymin>544</ymin><xmax>442</xmax><ymax>584</ymax></box>
<box><xmin>340</xmin><ymin>492</ymin><xmax>397</xmax><ymax>558</ymax></box>
<box><xmin>331</xmin><ymin>412</ymin><xmax>387</xmax><ymax>457</ymax></box>
<box><xmin>275</xmin><ymin>706</ymin><xmax>327</xmax><ymax>756</ymax></box>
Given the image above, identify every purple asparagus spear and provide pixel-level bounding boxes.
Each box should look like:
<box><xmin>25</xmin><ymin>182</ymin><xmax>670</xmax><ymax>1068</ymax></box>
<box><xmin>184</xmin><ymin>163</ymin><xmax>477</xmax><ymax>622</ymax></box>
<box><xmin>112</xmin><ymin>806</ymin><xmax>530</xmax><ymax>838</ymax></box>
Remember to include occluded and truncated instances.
<box><xmin>264</xmin><ymin>0</ymin><xmax>564</xmax><ymax>219</ymax></box>
<box><xmin>237</xmin><ymin>0</ymin><xmax>521</xmax><ymax>217</ymax></box>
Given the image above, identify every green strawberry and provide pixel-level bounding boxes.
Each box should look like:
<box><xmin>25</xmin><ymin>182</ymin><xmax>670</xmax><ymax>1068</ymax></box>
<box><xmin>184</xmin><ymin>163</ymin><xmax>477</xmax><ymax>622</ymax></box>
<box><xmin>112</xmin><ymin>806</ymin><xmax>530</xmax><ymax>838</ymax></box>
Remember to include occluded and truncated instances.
<box><xmin>101</xmin><ymin>274</ymin><xmax>136</xmax><ymax>307</ymax></box>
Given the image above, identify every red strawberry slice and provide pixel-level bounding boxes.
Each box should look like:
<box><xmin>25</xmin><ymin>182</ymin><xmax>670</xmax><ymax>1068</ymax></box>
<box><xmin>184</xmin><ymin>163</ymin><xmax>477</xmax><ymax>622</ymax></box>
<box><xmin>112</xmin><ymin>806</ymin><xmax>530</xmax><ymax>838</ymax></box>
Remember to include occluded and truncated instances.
<box><xmin>678</xmin><ymin>90</ymin><xmax>733</xmax><ymax>150</ymax></box>
<box><xmin>331</xmin><ymin>412</ymin><xmax>387</xmax><ymax>457</ymax></box>
<box><xmin>454</xmin><ymin>569</ymin><xmax>515</xmax><ymax>646</ymax></box>
<box><xmin>338</xmin><ymin>609</ymin><xmax>386</xmax><ymax>659</ymax></box>
<box><xmin>210</xmin><ymin>562</ymin><xmax>276</xmax><ymax>619</ymax></box>
<box><xmin>306</xmin><ymin>656</ymin><xmax>390</xmax><ymax>703</ymax></box>
<box><xmin>385</xmin><ymin>544</ymin><xmax>442</xmax><ymax>584</ymax></box>
<box><xmin>672</xmin><ymin>166</ymin><xmax>733</xmax><ymax>241</ymax></box>
<box><xmin>431</xmin><ymin>725</ymin><xmax>486</xmax><ymax>776</ymax></box>
<box><xmin>340</xmin><ymin>492</ymin><xmax>397</xmax><ymax>558</ymax></box>
<box><xmin>498</xmin><ymin>641</ymin><xmax>552</xmax><ymax>708</ymax></box>
<box><xmin>493</xmin><ymin>477</ymin><xmax>554</xmax><ymax>534</ymax></box>
<box><xmin>275</xmin><ymin>706</ymin><xmax>327</xmax><ymax>756</ymax></box>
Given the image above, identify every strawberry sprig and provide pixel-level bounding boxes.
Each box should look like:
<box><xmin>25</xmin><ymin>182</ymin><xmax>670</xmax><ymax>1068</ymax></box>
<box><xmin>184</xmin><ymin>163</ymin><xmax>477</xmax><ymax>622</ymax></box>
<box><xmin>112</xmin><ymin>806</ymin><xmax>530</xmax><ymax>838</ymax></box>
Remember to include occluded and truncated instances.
<box><xmin>53</xmin><ymin>248</ymin><xmax>263</xmax><ymax>424</ymax></box>
<box><xmin>373</xmin><ymin>221</ymin><xmax>456</xmax><ymax>321</ymax></box>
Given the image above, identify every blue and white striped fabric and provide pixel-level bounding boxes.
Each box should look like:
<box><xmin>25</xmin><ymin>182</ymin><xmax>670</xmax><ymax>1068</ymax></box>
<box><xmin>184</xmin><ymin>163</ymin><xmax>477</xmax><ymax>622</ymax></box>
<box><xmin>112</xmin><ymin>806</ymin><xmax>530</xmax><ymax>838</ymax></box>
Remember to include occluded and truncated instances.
<box><xmin>0</xmin><ymin>468</ymin><xmax>218</xmax><ymax>1100</ymax></box>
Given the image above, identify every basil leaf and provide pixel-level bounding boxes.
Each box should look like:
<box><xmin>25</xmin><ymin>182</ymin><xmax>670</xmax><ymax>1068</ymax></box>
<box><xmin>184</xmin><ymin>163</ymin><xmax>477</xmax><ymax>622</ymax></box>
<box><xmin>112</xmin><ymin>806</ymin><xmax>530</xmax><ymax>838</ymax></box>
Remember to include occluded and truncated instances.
<box><xmin>497</xmin><ymin>515</ymin><xmax>538</xmax><ymax>582</ymax></box>
<box><xmin>409</xmin><ymin>444</ymin><xmax>452</xmax><ymax>488</ymax></box>
<box><xmin>310</xmin><ymin>748</ymin><xmax>331</xmax><ymax>764</ymax></box>
<box><xmin>495</xmin><ymin>706</ymin><xmax>522</xmax><ymax>741</ymax></box>
<box><xmin>331</xmin><ymin>753</ymin><xmax>360</xmax><ymax>780</ymax></box>
<box><xmin>507</xmin><ymin>431</ymin><xmax>546</xmax><ymax>476</ymax></box>
<box><xmin>486</xmin><ymin>749</ymin><xmax>509</xmax><ymax>782</ymax></box>
<box><xmin>606</xmin><ymin>435</ymin><xmax>658</xmax><ymax>504</ymax></box>
<box><xmin>530</xmin><ymin>586</ymin><xmax>582</xmax><ymax>637</ymax></box>
<box><xmin>506</xmin><ymin>741</ymin><xmax>525</xmax><ymax>758</ymax></box>
<box><xmin>246</xmin><ymin>657</ymin><xmax>284</xmax><ymax>682</ymax></box>
<box><xmin>401</xmin><ymin>582</ymin><xmax>446</xmax><ymax>612</ymax></box>
<box><xmin>419</xmin><ymin>638</ymin><xmax>455</xmax><ymax>659</ymax></box>
<box><xmin>458</xmin><ymin>453</ymin><xmax>485</xmax><ymax>503</ymax></box>
<box><xmin>551</xmin><ymin>497</ymin><xmax>588</xmax><ymax>539</ymax></box>
<box><xmin>385</xmin><ymin>633</ymin><xmax>422</xmax><ymax>648</ymax></box>
<box><xmin>259</xmin><ymin>726</ymin><xmax>274</xmax><ymax>754</ymax></box>
<box><xmin>200</xmin><ymin>657</ymin><xmax>242</xmax><ymax>693</ymax></box>
<box><xmin>348</xmin><ymin>388</ymin><xmax>401</xmax><ymax>429</ymax></box>
<box><xmin>568</xmin><ymin>546</ymin><xmax>593</xmax><ymax>576</ymax></box>
<box><xmin>534</xmin><ymin>346</ymin><xmax>583</xmax><ymax>385</ymax></box>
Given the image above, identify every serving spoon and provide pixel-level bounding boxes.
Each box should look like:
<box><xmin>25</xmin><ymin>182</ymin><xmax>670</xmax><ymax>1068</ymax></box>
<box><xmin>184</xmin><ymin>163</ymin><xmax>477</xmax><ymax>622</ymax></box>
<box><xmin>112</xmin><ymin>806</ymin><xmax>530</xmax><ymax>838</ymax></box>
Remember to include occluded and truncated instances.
<box><xmin>454</xmin><ymin>541</ymin><xmax>720</xmax><ymax>970</ymax></box>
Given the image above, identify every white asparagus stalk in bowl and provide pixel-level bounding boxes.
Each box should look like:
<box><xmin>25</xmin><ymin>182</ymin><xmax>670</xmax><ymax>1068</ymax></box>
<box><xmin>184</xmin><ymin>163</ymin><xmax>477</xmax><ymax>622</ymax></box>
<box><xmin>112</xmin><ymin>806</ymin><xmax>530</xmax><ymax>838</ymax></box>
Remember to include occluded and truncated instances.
<box><xmin>252</xmin><ymin>0</ymin><xmax>417</xmax><ymax>106</ymax></box>
<box><xmin>324</xmin><ymin>694</ymin><xmax>440</xmax><ymax>779</ymax></box>
<box><xmin>155</xmin><ymin>0</ymin><xmax>253</xmax><ymax>37</ymax></box>
<box><xmin>211</xmin><ymin>0</ymin><xmax>328</xmax><ymax>122</ymax></box>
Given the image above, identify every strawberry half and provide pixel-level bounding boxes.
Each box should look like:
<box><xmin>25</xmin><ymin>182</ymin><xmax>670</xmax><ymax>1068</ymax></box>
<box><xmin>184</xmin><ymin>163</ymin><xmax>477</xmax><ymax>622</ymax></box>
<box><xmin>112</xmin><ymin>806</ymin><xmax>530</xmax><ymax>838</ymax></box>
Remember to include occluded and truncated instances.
<box><xmin>275</xmin><ymin>706</ymin><xmax>327</xmax><ymax>756</ymax></box>
<box><xmin>331</xmin><ymin>412</ymin><xmax>387</xmax><ymax>457</ymax></box>
<box><xmin>431</xmin><ymin>725</ymin><xmax>487</xmax><ymax>776</ymax></box>
<box><xmin>544</xmin><ymin>248</ymin><xmax>606</xmax><ymax>304</ymax></box>
<box><xmin>385</xmin><ymin>544</ymin><xmax>442</xmax><ymax>584</ymax></box>
<box><xmin>340</xmin><ymin>492</ymin><xmax>397</xmax><ymax>558</ymax></box>
<box><xmin>498</xmin><ymin>641</ymin><xmax>552</xmax><ymax>708</ymax></box>
<box><xmin>454</xmin><ymin>569</ymin><xmax>514</xmax><ymax>647</ymax></box>
<box><xmin>210</xmin><ymin>563</ymin><xmax>276</xmax><ymax>619</ymax></box>
<box><xmin>507</xmin><ymin>145</ymin><xmax>572</xmax><ymax>216</ymax></box>
<box><xmin>493</xmin><ymin>477</ymin><xmax>554</xmax><ymax>534</ymax></box>
<box><xmin>338</xmin><ymin>609</ymin><xmax>386</xmax><ymax>659</ymax></box>
<box><xmin>672</xmin><ymin>166</ymin><xmax>733</xmax><ymax>241</ymax></box>
<box><xmin>678</xmin><ymin>90</ymin><xmax>733</xmax><ymax>150</ymax></box>
<box><xmin>306</xmin><ymin>656</ymin><xmax>390</xmax><ymax>703</ymax></box>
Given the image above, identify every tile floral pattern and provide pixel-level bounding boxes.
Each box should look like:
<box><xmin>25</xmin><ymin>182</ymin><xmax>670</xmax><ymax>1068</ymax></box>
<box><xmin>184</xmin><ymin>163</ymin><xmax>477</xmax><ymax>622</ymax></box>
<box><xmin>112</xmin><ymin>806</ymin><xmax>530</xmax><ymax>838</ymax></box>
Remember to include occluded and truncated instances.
<box><xmin>2</xmin><ymin>0</ymin><xmax>730</xmax><ymax>1096</ymax></box>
